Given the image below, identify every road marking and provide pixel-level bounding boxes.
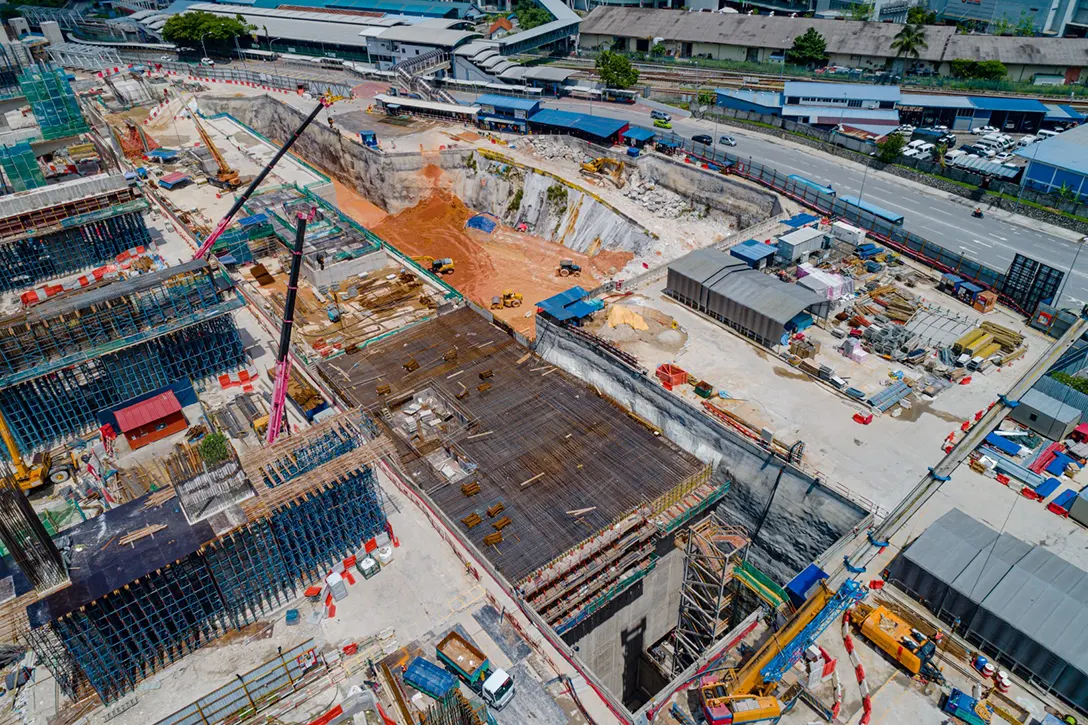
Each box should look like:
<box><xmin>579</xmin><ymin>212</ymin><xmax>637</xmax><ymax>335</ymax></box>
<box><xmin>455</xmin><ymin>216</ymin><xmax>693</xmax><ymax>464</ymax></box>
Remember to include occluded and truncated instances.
<box><xmin>971</xmin><ymin>239</ymin><xmax>993</xmax><ymax>248</ymax></box>
<box><xmin>994</xmin><ymin>235</ymin><xmax>1008</xmax><ymax>241</ymax></box>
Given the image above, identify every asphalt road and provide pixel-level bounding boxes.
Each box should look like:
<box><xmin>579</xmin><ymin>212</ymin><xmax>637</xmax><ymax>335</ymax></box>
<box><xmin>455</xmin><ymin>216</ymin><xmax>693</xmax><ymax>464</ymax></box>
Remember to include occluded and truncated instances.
<box><xmin>541</xmin><ymin>97</ymin><xmax>1088</xmax><ymax>308</ymax></box>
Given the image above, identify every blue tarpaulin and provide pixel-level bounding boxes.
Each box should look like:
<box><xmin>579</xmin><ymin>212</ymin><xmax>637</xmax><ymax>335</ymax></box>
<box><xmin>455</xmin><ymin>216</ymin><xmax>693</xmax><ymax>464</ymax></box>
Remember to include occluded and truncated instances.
<box><xmin>1034</xmin><ymin>477</ymin><xmax>1062</xmax><ymax>498</ymax></box>
<box><xmin>147</xmin><ymin>148</ymin><xmax>178</xmax><ymax>160</ymax></box>
<box><xmin>785</xmin><ymin>563</ymin><xmax>827</xmax><ymax>609</ymax></box>
<box><xmin>624</xmin><ymin>126</ymin><xmax>656</xmax><ymax>143</ymax></box>
<box><xmin>403</xmin><ymin>657</ymin><xmax>457</xmax><ymax>699</ymax></box>
<box><xmin>985</xmin><ymin>432</ymin><xmax>1021</xmax><ymax>456</ymax></box>
<box><xmin>1046</xmin><ymin>453</ymin><xmax>1078</xmax><ymax>476</ymax></box>
<box><xmin>528</xmin><ymin>109</ymin><xmax>627</xmax><ymax>139</ymax></box>
<box><xmin>1051</xmin><ymin>489</ymin><xmax>1076</xmax><ymax>511</ymax></box>
<box><xmin>782</xmin><ymin>213</ymin><xmax>819</xmax><ymax>229</ymax></box>
<box><xmin>237</xmin><ymin>212</ymin><xmax>268</xmax><ymax>227</ymax></box>
<box><xmin>465</xmin><ymin>214</ymin><xmax>498</xmax><ymax>233</ymax></box>
<box><xmin>537</xmin><ymin>286</ymin><xmax>604</xmax><ymax>322</ymax></box>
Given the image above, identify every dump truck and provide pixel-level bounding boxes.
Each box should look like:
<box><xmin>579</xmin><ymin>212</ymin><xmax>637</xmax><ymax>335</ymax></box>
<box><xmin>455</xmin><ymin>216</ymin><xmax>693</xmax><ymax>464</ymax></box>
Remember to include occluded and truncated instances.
<box><xmin>940</xmin><ymin>688</ymin><xmax>993</xmax><ymax>725</ymax></box>
<box><xmin>558</xmin><ymin>259</ymin><xmax>582</xmax><ymax>277</ymax></box>
<box><xmin>848</xmin><ymin>603</ymin><xmax>945</xmax><ymax>683</ymax></box>
<box><xmin>403</xmin><ymin>656</ymin><xmax>458</xmax><ymax>700</ymax></box>
<box><xmin>435</xmin><ymin>632</ymin><xmax>515</xmax><ymax>709</ymax></box>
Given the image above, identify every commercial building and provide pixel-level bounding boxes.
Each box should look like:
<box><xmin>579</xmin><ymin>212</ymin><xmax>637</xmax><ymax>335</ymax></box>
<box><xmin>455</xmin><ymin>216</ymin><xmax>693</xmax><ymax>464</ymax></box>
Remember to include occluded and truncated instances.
<box><xmin>666</xmin><ymin>248</ymin><xmax>830</xmax><ymax>346</ymax></box>
<box><xmin>967</xmin><ymin>96</ymin><xmax>1048</xmax><ymax>133</ymax></box>
<box><xmin>579</xmin><ymin>8</ymin><xmax>1088</xmax><ymax>81</ymax></box>
<box><xmin>475</xmin><ymin>93</ymin><xmax>542</xmax><ymax>132</ymax></box>
<box><xmin>527</xmin><ymin>108</ymin><xmax>630</xmax><ymax>143</ymax></box>
<box><xmin>1017</xmin><ymin>122</ymin><xmax>1088</xmax><ymax>199</ymax></box>
<box><xmin>926</xmin><ymin>0</ymin><xmax>1084</xmax><ymax>39</ymax></box>
<box><xmin>887</xmin><ymin>508</ymin><xmax>1088</xmax><ymax>712</ymax></box>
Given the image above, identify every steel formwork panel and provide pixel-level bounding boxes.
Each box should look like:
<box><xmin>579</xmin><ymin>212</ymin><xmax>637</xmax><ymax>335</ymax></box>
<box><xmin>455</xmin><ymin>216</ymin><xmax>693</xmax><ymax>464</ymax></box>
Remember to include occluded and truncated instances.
<box><xmin>0</xmin><ymin>141</ymin><xmax>45</xmax><ymax>192</ymax></box>
<box><xmin>0</xmin><ymin>314</ymin><xmax>246</xmax><ymax>454</ymax></box>
<box><xmin>17</xmin><ymin>64</ymin><xmax>89</xmax><ymax>141</ymax></box>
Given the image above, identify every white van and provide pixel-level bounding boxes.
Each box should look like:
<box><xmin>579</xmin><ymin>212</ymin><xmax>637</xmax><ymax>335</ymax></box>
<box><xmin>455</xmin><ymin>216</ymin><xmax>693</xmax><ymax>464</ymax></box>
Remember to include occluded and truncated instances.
<box><xmin>906</xmin><ymin>140</ymin><xmax>927</xmax><ymax>151</ymax></box>
<box><xmin>917</xmin><ymin>143</ymin><xmax>935</xmax><ymax>158</ymax></box>
<box><xmin>944</xmin><ymin>149</ymin><xmax>967</xmax><ymax>164</ymax></box>
<box><xmin>1038</xmin><ymin>129</ymin><xmax>1060</xmax><ymax>139</ymax></box>
<box><xmin>1017</xmin><ymin>135</ymin><xmax>1038</xmax><ymax>147</ymax></box>
<box><xmin>976</xmin><ymin>137</ymin><xmax>1002</xmax><ymax>151</ymax></box>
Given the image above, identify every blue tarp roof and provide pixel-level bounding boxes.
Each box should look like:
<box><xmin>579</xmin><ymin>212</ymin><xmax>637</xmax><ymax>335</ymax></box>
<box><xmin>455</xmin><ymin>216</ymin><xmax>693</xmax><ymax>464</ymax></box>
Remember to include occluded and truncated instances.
<box><xmin>147</xmin><ymin>148</ymin><xmax>178</xmax><ymax>159</ymax></box>
<box><xmin>475</xmin><ymin>94</ymin><xmax>539</xmax><ymax>112</ymax></box>
<box><xmin>527</xmin><ymin>109</ymin><xmax>627</xmax><ymax>139</ymax></box>
<box><xmin>985</xmin><ymin>432</ymin><xmax>1021</xmax><ymax>457</ymax></box>
<box><xmin>730</xmin><ymin>240</ymin><xmax>776</xmax><ymax>264</ymax></box>
<box><xmin>898</xmin><ymin>93</ymin><xmax>974</xmax><ymax>110</ymax></box>
<box><xmin>403</xmin><ymin>658</ymin><xmax>458</xmax><ymax>698</ymax></box>
<box><xmin>782</xmin><ymin>212</ymin><xmax>819</xmax><ymax>229</ymax></box>
<box><xmin>465</xmin><ymin>214</ymin><xmax>497</xmax><ymax>233</ymax></box>
<box><xmin>958</xmin><ymin>281</ymin><xmax>984</xmax><ymax>294</ymax></box>
<box><xmin>969</xmin><ymin>96</ymin><xmax>1048</xmax><ymax>113</ymax></box>
<box><xmin>624</xmin><ymin>126</ymin><xmax>656</xmax><ymax>142</ymax></box>
<box><xmin>536</xmin><ymin>286</ymin><xmax>604</xmax><ymax>322</ymax></box>
<box><xmin>1052</xmin><ymin>489</ymin><xmax>1077</xmax><ymax>510</ymax></box>
<box><xmin>655</xmin><ymin>136</ymin><xmax>681</xmax><ymax>148</ymax></box>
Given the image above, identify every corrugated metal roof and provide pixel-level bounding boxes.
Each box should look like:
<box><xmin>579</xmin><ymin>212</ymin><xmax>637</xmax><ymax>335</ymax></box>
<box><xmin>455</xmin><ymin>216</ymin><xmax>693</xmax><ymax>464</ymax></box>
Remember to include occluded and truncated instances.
<box><xmin>624</xmin><ymin>126</ymin><xmax>656</xmax><ymax>142</ymax></box>
<box><xmin>944</xmin><ymin>34</ymin><xmax>1088</xmax><ymax>68</ymax></box>
<box><xmin>475</xmin><ymin>94</ymin><xmax>539</xmax><ymax>112</ymax></box>
<box><xmin>528</xmin><ymin>109</ymin><xmax>627</xmax><ymax>138</ymax></box>
<box><xmin>969</xmin><ymin>96</ymin><xmax>1049</xmax><ymax>113</ymax></box>
<box><xmin>1014</xmin><ymin>123</ymin><xmax>1088</xmax><ymax>173</ymax></box>
<box><xmin>784</xmin><ymin>81</ymin><xmax>900</xmax><ymax>103</ymax></box>
<box><xmin>521</xmin><ymin>66</ymin><xmax>577</xmax><ymax>82</ymax></box>
<box><xmin>375</xmin><ymin>94</ymin><xmax>478</xmax><ymax>115</ymax></box>
<box><xmin>115</xmin><ymin>391</ymin><xmax>182</xmax><ymax>433</ymax></box>
<box><xmin>376</xmin><ymin>26</ymin><xmax>479</xmax><ymax>47</ymax></box>
<box><xmin>951</xmin><ymin>154</ymin><xmax>1020</xmax><ymax>180</ymax></box>
<box><xmin>898</xmin><ymin>93</ymin><xmax>975</xmax><ymax>110</ymax></box>
<box><xmin>1020</xmin><ymin>388</ymin><xmax>1082</xmax><ymax>425</ymax></box>
<box><xmin>537</xmin><ymin>286</ymin><xmax>604</xmax><ymax>321</ymax></box>
<box><xmin>730</xmin><ymin>240</ymin><xmax>776</xmax><ymax>263</ymax></box>
<box><xmin>716</xmin><ymin>88</ymin><xmax>783</xmax><ymax>110</ymax></box>
<box><xmin>579</xmin><ymin>7</ymin><xmax>952</xmax><ymax>61</ymax></box>
<box><xmin>0</xmin><ymin>174</ymin><xmax>128</xmax><ymax>222</ymax></box>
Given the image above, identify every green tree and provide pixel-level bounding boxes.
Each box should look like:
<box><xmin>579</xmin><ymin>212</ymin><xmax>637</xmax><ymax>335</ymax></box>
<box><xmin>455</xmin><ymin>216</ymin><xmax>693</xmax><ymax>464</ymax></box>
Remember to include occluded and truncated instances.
<box><xmin>650</xmin><ymin>42</ymin><xmax>667</xmax><ymax>56</ymax></box>
<box><xmin>197</xmin><ymin>432</ymin><xmax>231</xmax><ymax>466</ymax></box>
<box><xmin>948</xmin><ymin>58</ymin><xmax>978</xmax><ymax>78</ymax></box>
<box><xmin>906</xmin><ymin>6</ymin><xmax>938</xmax><ymax>23</ymax></box>
<box><xmin>1015</xmin><ymin>11</ymin><xmax>1036</xmax><ymax>35</ymax></box>
<box><xmin>595</xmin><ymin>50</ymin><xmax>639</xmax><ymax>88</ymax></box>
<box><xmin>990</xmin><ymin>15</ymin><xmax>1014</xmax><ymax>35</ymax></box>
<box><xmin>877</xmin><ymin>133</ymin><xmax>906</xmax><ymax>162</ymax></box>
<box><xmin>514</xmin><ymin>0</ymin><xmax>551</xmax><ymax>30</ymax></box>
<box><xmin>697</xmin><ymin>89</ymin><xmax>716</xmax><ymax>106</ymax></box>
<box><xmin>1052</xmin><ymin>371</ymin><xmax>1088</xmax><ymax>394</ymax></box>
<box><xmin>848</xmin><ymin>2</ymin><xmax>874</xmax><ymax>21</ymax></box>
<box><xmin>162</xmin><ymin>11</ymin><xmax>253</xmax><ymax>49</ymax></box>
<box><xmin>976</xmin><ymin>59</ymin><xmax>1007</xmax><ymax>80</ymax></box>
<box><xmin>891</xmin><ymin>23</ymin><xmax>928</xmax><ymax>59</ymax></box>
<box><xmin>935</xmin><ymin>142</ymin><xmax>947</xmax><ymax>167</ymax></box>
<box><xmin>0</xmin><ymin>6</ymin><xmax>21</xmax><ymax>21</ymax></box>
<box><xmin>785</xmin><ymin>28</ymin><xmax>828</xmax><ymax>67</ymax></box>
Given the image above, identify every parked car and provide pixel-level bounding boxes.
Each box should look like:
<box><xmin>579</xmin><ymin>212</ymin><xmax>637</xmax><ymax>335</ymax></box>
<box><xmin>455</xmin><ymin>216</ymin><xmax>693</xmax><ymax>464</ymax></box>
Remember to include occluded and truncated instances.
<box><xmin>653</xmin><ymin>118</ymin><xmax>672</xmax><ymax>129</ymax></box>
<box><xmin>719</xmin><ymin>135</ymin><xmax>737</xmax><ymax>146</ymax></box>
<box><xmin>973</xmin><ymin>125</ymin><xmax>998</xmax><ymax>134</ymax></box>
<box><xmin>897</xmin><ymin>124</ymin><xmax>915</xmax><ymax>134</ymax></box>
<box><xmin>692</xmin><ymin>134</ymin><xmax>713</xmax><ymax>145</ymax></box>
<box><xmin>932</xmin><ymin>125</ymin><xmax>949</xmax><ymax>132</ymax></box>
<box><xmin>651</xmin><ymin>110</ymin><xmax>671</xmax><ymax>122</ymax></box>
<box><xmin>995</xmin><ymin>152</ymin><xmax>1013</xmax><ymax>162</ymax></box>
<box><xmin>200</xmin><ymin>57</ymin><xmax>215</xmax><ymax>66</ymax></box>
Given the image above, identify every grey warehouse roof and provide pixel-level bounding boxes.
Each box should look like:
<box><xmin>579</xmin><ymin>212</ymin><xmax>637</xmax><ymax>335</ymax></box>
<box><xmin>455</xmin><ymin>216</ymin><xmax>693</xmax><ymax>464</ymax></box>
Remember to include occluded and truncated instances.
<box><xmin>899</xmin><ymin>93</ymin><xmax>975</xmax><ymax>109</ymax></box>
<box><xmin>784</xmin><ymin>81</ymin><xmax>900</xmax><ymax>103</ymax></box>
<box><xmin>579</xmin><ymin>8</ymin><xmax>952</xmax><ymax>62</ymax></box>
<box><xmin>375</xmin><ymin>26</ymin><xmax>480</xmax><ymax>47</ymax></box>
<box><xmin>1019</xmin><ymin>388</ymin><xmax>1082</xmax><ymax>425</ymax></box>
<box><xmin>943</xmin><ymin>35</ymin><xmax>1088</xmax><ymax>67</ymax></box>
<box><xmin>1015</xmin><ymin>123</ymin><xmax>1088</xmax><ymax>175</ymax></box>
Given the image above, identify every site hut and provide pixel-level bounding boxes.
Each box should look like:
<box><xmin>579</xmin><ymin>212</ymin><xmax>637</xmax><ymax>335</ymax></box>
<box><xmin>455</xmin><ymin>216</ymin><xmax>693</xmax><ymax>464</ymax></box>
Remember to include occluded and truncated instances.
<box><xmin>474</xmin><ymin>93</ymin><xmax>542</xmax><ymax>133</ymax></box>
<box><xmin>886</xmin><ymin>508</ymin><xmax>1088</xmax><ymax>714</ymax></box>
<box><xmin>374</xmin><ymin>93</ymin><xmax>480</xmax><ymax>123</ymax></box>
<box><xmin>1016</xmin><ymin>123</ymin><xmax>1088</xmax><ymax>200</ymax></box>
<box><xmin>666</xmin><ymin>247</ymin><xmax>830</xmax><ymax>347</ymax></box>
<box><xmin>775</xmin><ymin>225</ymin><xmax>828</xmax><ymax>265</ymax></box>
<box><xmin>729</xmin><ymin>239</ymin><xmax>776</xmax><ymax>270</ymax></box>
<box><xmin>622</xmin><ymin>126</ymin><xmax>657</xmax><ymax>151</ymax></box>
<box><xmin>527</xmin><ymin>108</ymin><xmax>629</xmax><ymax>145</ymax></box>
<box><xmin>111</xmin><ymin>390</ymin><xmax>188</xmax><ymax>451</ymax></box>
<box><xmin>1009</xmin><ymin>388</ymin><xmax>1082</xmax><ymax>441</ymax></box>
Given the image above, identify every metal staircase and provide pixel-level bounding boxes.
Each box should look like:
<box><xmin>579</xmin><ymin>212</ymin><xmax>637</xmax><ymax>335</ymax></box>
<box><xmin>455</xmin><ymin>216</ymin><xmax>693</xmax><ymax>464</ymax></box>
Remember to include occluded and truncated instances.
<box><xmin>392</xmin><ymin>50</ymin><xmax>456</xmax><ymax>105</ymax></box>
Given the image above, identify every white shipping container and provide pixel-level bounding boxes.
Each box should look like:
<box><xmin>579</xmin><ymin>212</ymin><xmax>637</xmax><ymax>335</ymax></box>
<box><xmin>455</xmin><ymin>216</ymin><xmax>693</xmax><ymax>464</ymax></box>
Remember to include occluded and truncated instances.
<box><xmin>831</xmin><ymin>221</ymin><xmax>865</xmax><ymax>247</ymax></box>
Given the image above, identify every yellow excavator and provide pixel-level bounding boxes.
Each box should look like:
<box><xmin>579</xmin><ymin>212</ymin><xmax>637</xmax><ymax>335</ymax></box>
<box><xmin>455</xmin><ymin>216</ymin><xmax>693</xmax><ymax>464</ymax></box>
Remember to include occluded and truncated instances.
<box><xmin>0</xmin><ymin>409</ymin><xmax>74</xmax><ymax>491</ymax></box>
<box><xmin>699</xmin><ymin>580</ymin><xmax>858</xmax><ymax>724</ymax></box>
<box><xmin>412</xmin><ymin>256</ymin><xmax>455</xmax><ymax>275</ymax></box>
<box><xmin>580</xmin><ymin>157</ymin><xmax>625</xmax><ymax>188</ymax></box>
<box><xmin>191</xmin><ymin>112</ymin><xmax>245</xmax><ymax>190</ymax></box>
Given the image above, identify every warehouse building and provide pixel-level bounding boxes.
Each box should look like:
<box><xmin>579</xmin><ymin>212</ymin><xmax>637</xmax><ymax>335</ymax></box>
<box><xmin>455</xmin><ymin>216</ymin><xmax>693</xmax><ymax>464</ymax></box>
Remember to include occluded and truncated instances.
<box><xmin>527</xmin><ymin>108</ymin><xmax>629</xmax><ymax>143</ymax></box>
<box><xmin>579</xmin><ymin>8</ymin><xmax>1088</xmax><ymax>81</ymax></box>
<box><xmin>887</xmin><ymin>508</ymin><xmax>1088</xmax><ymax>713</ymax></box>
<box><xmin>666</xmin><ymin>248</ymin><xmax>830</xmax><ymax>347</ymax></box>
<box><xmin>1010</xmin><ymin>388</ymin><xmax>1082</xmax><ymax>440</ymax></box>
<box><xmin>1017</xmin><ymin>122</ymin><xmax>1088</xmax><ymax>199</ymax></box>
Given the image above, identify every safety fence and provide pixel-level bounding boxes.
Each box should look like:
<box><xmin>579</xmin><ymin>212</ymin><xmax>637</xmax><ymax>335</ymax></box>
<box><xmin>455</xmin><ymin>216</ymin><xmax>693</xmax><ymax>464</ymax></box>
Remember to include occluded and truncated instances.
<box><xmin>113</xmin><ymin>59</ymin><xmax>356</xmax><ymax>98</ymax></box>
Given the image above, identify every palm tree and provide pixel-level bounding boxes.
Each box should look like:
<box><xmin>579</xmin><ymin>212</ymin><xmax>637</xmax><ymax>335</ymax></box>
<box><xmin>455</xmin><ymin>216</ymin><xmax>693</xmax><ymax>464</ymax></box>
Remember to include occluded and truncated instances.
<box><xmin>891</xmin><ymin>23</ymin><xmax>928</xmax><ymax>59</ymax></box>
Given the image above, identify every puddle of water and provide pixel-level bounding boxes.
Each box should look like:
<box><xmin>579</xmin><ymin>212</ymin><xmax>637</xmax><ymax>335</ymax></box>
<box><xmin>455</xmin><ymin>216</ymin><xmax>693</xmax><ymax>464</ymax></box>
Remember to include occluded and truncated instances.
<box><xmin>773</xmin><ymin>366</ymin><xmax>810</xmax><ymax>381</ymax></box>
<box><xmin>891</xmin><ymin>398</ymin><xmax>962</xmax><ymax>423</ymax></box>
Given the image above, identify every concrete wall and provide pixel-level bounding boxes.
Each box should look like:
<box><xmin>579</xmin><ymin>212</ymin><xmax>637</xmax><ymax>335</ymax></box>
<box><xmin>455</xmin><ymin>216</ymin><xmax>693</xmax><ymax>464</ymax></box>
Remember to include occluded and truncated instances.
<box><xmin>564</xmin><ymin>542</ymin><xmax>686</xmax><ymax>708</ymax></box>
<box><xmin>534</xmin><ymin>315</ymin><xmax>868</xmax><ymax>585</ymax></box>
<box><xmin>200</xmin><ymin>95</ymin><xmax>475</xmax><ymax>214</ymax></box>
<box><xmin>302</xmin><ymin>247</ymin><xmax>389</xmax><ymax>288</ymax></box>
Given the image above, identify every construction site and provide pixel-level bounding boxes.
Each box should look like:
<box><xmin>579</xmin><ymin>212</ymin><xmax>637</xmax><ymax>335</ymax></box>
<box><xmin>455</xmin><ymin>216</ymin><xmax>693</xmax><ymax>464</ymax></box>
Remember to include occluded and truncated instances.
<box><xmin>0</xmin><ymin>55</ymin><xmax>1080</xmax><ymax>725</ymax></box>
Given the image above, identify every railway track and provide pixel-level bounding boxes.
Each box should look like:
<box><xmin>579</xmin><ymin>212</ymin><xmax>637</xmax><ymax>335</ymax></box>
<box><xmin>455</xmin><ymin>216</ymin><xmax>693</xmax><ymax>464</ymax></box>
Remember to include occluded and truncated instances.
<box><xmin>543</xmin><ymin>56</ymin><xmax>1088</xmax><ymax>112</ymax></box>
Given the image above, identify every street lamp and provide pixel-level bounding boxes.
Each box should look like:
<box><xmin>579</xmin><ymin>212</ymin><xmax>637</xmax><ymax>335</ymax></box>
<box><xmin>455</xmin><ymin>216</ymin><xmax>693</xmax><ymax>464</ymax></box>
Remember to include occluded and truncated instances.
<box><xmin>1054</xmin><ymin>235</ymin><xmax>1086</xmax><ymax>311</ymax></box>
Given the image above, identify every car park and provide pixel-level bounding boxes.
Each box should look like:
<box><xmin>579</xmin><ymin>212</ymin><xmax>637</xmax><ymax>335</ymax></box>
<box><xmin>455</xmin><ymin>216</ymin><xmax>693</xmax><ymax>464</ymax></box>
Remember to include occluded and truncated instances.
<box><xmin>995</xmin><ymin>152</ymin><xmax>1013</xmax><ymax>162</ymax></box>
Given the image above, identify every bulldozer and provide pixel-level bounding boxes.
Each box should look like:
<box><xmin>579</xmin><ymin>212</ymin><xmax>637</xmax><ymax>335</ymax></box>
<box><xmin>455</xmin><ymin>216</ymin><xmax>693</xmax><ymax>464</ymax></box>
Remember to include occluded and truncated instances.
<box><xmin>412</xmin><ymin>256</ymin><xmax>455</xmax><ymax>275</ymax></box>
<box><xmin>558</xmin><ymin>259</ymin><xmax>582</xmax><ymax>277</ymax></box>
<box><xmin>491</xmin><ymin>290</ymin><xmax>522</xmax><ymax>309</ymax></box>
<box><xmin>580</xmin><ymin>157</ymin><xmax>625</xmax><ymax>188</ymax></box>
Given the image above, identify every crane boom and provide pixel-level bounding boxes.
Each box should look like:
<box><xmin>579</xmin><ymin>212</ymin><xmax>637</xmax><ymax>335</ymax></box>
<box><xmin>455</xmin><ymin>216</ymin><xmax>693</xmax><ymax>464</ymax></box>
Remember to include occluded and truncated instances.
<box><xmin>193</xmin><ymin>99</ymin><xmax>328</xmax><ymax>260</ymax></box>
<box><xmin>191</xmin><ymin>111</ymin><xmax>234</xmax><ymax>180</ymax></box>
<box><xmin>266</xmin><ymin>208</ymin><xmax>315</xmax><ymax>445</ymax></box>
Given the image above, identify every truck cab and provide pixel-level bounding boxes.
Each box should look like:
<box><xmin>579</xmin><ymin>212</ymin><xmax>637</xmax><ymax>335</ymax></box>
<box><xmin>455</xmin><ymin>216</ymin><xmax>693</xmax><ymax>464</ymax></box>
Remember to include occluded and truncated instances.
<box><xmin>481</xmin><ymin>669</ymin><xmax>515</xmax><ymax>709</ymax></box>
<box><xmin>436</xmin><ymin>632</ymin><xmax>516</xmax><ymax>710</ymax></box>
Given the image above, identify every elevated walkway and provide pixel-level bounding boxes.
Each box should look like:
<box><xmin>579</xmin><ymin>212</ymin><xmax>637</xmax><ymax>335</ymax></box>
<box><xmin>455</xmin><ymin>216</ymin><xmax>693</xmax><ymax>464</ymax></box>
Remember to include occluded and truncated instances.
<box><xmin>495</xmin><ymin>0</ymin><xmax>580</xmax><ymax>55</ymax></box>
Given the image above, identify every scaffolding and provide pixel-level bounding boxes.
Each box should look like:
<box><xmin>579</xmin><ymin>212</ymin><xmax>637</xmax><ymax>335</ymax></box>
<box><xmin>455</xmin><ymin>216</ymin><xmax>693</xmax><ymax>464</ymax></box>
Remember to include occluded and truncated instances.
<box><xmin>29</xmin><ymin>416</ymin><xmax>394</xmax><ymax>703</ymax></box>
<box><xmin>17</xmin><ymin>64</ymin><xmax>89</xmax><ymax>141</ymax></box>
<box><xmin>422</xmin><ymin>691</ymin><xmax>493</xmax><ymax>725</ymax></box>
<box><xmin>0</xmin><ymin>315</ymin><xmax>246</xmax><ymax>454</ymax></box>
<box><xmin>0</xmin><ymin>141</ymin><xmax>45</xmax><ymax>192</ymax></box>
<box><xmin>672</xmin><ymin>512</ymin><xmax>750</xmax><ymax>675</ymax></box>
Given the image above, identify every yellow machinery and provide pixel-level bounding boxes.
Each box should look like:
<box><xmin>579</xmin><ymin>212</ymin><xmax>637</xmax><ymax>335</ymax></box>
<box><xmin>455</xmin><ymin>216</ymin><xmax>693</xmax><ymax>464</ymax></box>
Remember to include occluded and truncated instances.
<box><xmin>580</xmin><ymin>157</ymin><xmax>625</xmax><ymax>187</ymax></box>
<box><xmin>191</xmin><ymin>112</ymin><xmax>243</xmax><ymax>190</ymax></box>
<box><xmin>0</xmin><ymin>409</ymin><xmax>74</xmax><ymax>491</ymax></box>
<box><xmin>700</xmin><ymin>582</ymin><xmax>838</xmax><ymax>724</ymax></box>
<box><xmin>490</xmin><ymin>291</ymin><xmax>523</xmax><ymax>309</ymax></box>
<box><xmin>849</xmin><ymin>603</ymin><xmax>944</xmax><ymax>682</ymax></box>
<box><xmin>412</xmin><ymin>256</ymin><xmax>455</xmax><ymax>275</ymax></box>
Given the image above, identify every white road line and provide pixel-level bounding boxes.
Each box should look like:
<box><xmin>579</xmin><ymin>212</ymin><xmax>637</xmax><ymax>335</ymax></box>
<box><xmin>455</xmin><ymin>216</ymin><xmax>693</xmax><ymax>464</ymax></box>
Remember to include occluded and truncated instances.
<box><xmin>971</xmin><ymin>239</ymin><xmax>993</xmax><ymax>248</ymax></box>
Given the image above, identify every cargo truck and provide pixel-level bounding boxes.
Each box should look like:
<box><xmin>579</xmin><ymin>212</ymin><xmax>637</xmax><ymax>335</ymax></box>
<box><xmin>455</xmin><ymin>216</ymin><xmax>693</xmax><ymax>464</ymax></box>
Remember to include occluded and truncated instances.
<box><xmin>435</xmin><ymin>632</ymin><xmax>515</xmax><ymax>709</ymax></box>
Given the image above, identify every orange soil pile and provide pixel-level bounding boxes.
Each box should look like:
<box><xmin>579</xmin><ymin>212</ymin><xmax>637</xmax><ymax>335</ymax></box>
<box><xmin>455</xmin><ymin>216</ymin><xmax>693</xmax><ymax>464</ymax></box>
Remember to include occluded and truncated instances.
<box><xmin>328</xmin><ymin>176</ymin><xmax>388</xmax><ymax>227</ymax></box>
<box><xmin>371</xmin><ymin>191</ymin><xmax>631</xmax><ymax>337</ymax></box>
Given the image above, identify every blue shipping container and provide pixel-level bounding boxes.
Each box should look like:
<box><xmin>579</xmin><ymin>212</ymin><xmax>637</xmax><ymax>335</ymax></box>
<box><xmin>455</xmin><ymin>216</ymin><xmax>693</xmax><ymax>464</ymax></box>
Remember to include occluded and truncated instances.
<box><xmin>403</xmin><ymin>657</ymin><xmax>458</xmax><ymax>699</ymax></box>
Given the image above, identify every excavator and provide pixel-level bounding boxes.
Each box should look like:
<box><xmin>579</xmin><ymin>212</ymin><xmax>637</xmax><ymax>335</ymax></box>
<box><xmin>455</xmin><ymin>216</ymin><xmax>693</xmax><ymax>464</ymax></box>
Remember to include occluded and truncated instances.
<box><xmin>0</xmin><ymin>408</ymin><xmax>74</xmax><ymax>491</ymax></box>
<box><xmin>699</xmin><ymin>579</ymin><xmax>864</xmax><ymax>725</ymax></box>
<box><xmin>191</xmin><ymin>112</ymin><xmax>246</xmax><ymax>190</ymax></box>
<box><xmin>412</xmin><ymin>256</ymin><xmax>455</xmax><ymax>275</ymax></box>
<box><xmin>580</xmin><ymin>157</ymin><xmax>625</xmax><ymax>188</ymax></box>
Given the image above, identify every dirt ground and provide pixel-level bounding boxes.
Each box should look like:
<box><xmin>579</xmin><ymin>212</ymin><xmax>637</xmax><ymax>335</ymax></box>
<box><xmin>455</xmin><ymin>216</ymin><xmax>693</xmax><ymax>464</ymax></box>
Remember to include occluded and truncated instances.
<box><xmin>328</xmin><ymin>175</ymin><xmax>388</xmax><ymax>227</ymax></box>
<box><xmin>371</xmin><ymin>191</ymin><xmax>631</xmax><ymax>337</ymax></box>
